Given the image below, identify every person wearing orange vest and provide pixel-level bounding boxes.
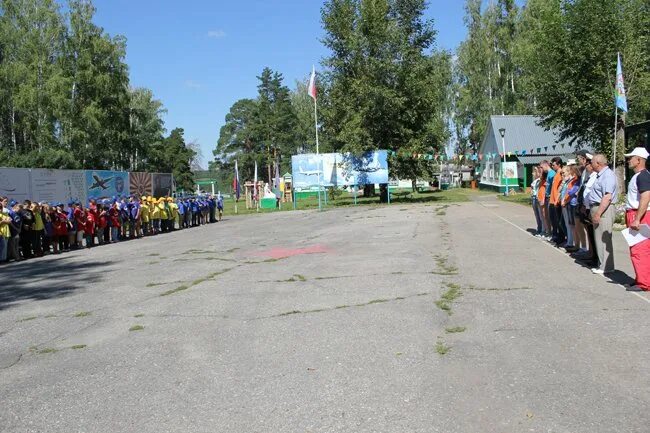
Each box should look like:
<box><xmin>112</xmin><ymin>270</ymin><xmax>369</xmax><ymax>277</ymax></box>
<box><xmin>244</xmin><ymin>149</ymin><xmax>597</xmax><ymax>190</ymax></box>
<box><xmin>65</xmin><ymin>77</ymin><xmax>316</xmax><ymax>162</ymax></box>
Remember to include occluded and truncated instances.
<box><xmin>536</xmin><ymin>166</ymin><xmax>551</xmax><ymax>240</ymax></box>
<box><xmin>547</xmin><ymin>157</ymin><xmax>565</xmax><ymax>245</ymax></box>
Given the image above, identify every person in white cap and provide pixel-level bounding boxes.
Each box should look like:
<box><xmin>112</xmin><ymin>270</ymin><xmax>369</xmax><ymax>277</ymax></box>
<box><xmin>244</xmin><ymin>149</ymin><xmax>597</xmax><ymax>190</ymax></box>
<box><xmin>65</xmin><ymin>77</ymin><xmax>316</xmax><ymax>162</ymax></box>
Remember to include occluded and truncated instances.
<box><xmin>624</xmin><ymin>147</ymin><xmax>650</xmax><ymax>291</ymax></box>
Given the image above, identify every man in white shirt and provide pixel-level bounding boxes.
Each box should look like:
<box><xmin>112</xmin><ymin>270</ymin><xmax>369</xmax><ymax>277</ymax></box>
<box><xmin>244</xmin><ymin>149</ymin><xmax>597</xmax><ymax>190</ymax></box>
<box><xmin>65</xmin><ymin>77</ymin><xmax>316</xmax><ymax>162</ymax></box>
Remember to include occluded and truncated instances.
<box><xmin>624</xmin><ymin>147</ymin><xmax>650</xmax><ymax>291</ymax></box>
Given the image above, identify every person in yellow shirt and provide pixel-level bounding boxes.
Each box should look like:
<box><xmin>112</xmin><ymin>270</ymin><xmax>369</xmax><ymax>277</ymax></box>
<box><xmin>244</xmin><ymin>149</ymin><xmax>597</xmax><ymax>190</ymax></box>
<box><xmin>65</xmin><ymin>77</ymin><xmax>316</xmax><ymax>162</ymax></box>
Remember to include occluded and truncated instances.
<box><xmin>140</xmin><ymin>196</ymin><xmax>150</xmax><ymax>236</ymax></box>
<box><xmin>150</xmin><ymin>197</ymin><xmax>161</xmax><ymax>235</ymax></box>
<box><xmin>167</xmin><ymin>197</ymin><xmax>178</xmax><ymax>231</ymax></box>
<box><xmin>158</xmin><ymin>198</ymin><xmax>169</xmax><ymax>232</ymax></box>
<box><xmin>31</xmin><ymin>202</ymin><xmax>45</xmax><ymax>256</ymax></box>
<box><xmin>0</xmin><ymin>201</ymin><xmax>11</xmax><ymax>262</ymax></box>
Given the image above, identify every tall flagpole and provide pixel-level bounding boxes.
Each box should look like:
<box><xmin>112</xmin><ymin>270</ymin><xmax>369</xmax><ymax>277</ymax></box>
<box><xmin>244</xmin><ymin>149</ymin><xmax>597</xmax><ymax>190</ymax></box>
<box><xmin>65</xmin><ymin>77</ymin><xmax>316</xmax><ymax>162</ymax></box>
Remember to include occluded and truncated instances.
<box><xmin>315</xmin><ymin>97</ymin><xmax>322</xmax><ymax>211</ymax></box>
<box><xmin>613</xmin><ymin>105</ymin><xmax>618</xmax><ymax>172</ymax></box>
<box><xmin>310</xmin><ymin>65</ymin><xmax>322</xmax><ymax>211</ymax></box>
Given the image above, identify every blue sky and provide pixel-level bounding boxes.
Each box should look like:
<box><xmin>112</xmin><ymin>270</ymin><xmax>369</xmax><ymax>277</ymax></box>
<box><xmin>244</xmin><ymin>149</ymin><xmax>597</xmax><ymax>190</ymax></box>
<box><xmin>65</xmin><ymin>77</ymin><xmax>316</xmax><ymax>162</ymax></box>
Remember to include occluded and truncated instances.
<box><xmin>93</xmin><ymin>0</ymin><xmax>471</xmax><ymax>168</ymax></box>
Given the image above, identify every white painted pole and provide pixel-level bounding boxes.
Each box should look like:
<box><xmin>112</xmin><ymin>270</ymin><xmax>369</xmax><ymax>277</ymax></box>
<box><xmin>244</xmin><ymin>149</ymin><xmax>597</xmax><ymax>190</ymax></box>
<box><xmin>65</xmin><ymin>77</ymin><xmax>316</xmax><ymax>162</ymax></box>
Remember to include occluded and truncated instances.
<box><xmin>613</xmin><ymin>106</ymin><xmax>618</xmax><ymax>173</ymax></box>
<box><xmin>314</xmin><ymin>96</ymin><xmax>322</xmax><ymax>211</ymax></box>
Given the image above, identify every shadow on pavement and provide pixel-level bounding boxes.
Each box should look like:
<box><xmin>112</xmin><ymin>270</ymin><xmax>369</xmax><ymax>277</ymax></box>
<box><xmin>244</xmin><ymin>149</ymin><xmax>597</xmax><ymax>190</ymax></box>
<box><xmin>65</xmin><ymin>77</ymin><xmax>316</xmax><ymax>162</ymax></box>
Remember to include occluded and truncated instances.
<box><xmin>605</xmin><ymin>270</ymin><xmax>636</xmax><ymax>287</ymax></box>
<box><xmin>0</xmin><ymin>256</ymin><xmax>110</xmax><ymax>310</ymax></box>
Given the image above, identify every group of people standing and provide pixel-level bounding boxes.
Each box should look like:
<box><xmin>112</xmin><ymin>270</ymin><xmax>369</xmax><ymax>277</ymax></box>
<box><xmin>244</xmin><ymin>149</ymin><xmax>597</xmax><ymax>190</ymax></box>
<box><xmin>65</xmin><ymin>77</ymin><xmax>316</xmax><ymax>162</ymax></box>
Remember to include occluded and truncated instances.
<box><xmin>530</xmin><ymin>147</ymin><xmax>650</xmax><ymax>291</ymax></box>
<box><xmin>0</xmin><ymin>194</ymin><xmax>225</xmax><ymax>264</ymax></box>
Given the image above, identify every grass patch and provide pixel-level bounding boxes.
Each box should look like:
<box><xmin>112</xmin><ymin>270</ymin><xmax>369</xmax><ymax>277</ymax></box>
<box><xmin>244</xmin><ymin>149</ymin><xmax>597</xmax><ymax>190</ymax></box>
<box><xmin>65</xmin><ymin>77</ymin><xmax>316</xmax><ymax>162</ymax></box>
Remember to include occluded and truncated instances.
<box><xmin>445</xmin><ymin>326</ymin><xmax>467</xmax><ymax>334</ymax></box>
<box><xmin>160</xmin><ymin>285</ymin><xmax>190</xmax><ymax>296</ymax></box>
<box><xmin>129</xmin><ymin>325</ymin><xmax>144</xmax><ymax>332</ymax></box>
<box><xmin>278</xmin><ymin>274</ymin><xmax>308</xmax><ymax>283</ymax></box>
<box><xmin>37</xmin><ymin>347</ymin><xmax>58</xmax><ymax>354</ymax></box>
<box><xmin>435</xmin><ymin>283</ymin><xmax>462</xmax><ymax>315</ymax></box>
<box><xmin>277</xmin><ymin>310</ymin><xmax>302</xmax><ymax>317</ymax></box>
<box><xmin>17</xmin><ymin>316</ymin><xmax>38</xmax><ymax>322</ymax></box>
<box><xmin>365</xmin><ymin>299</ymin><xmax>389</xmax><ymax>305</ymax></box>
<box><xmin>497</xmin><ymin>193</ymin><xmax>531</xmax><ymax>207</ymax></box>
<box><xmin>134</xmin><ymin>313</ymin><xmax>145</xmax><ymax>318</ymax></box>
<box><xmin>73</xmin><ymin>311</ymin><xmax>91</xmax><ymax>318</ymax></box>
<box><xmin>146</xmin><ymin>282</ymin><xmax>165</xmax><ymax>287</ymax></box>
<box><xmin>70</xmin><ymin>344</ymin><xmax>87</xmax><ymax>350</ymax></box>
<box><xmin>435</xmin><ymin>341</ymin><xmax>451</xmax><ymax>355</ymax></box>
<box><xmin>314</xmin><ymin>275</ymin><xmax>353</xmax><ymax>280</ymax></box>
<box><xmin>191</xmin><ymin>277</ymin><xmax>209</xmax><ymax>286</ymax></box>
<box><xmin>432</xmin><ymin>254</ymin><xmax>458</xmax><ymax>275</ymax></box>
<box><xmin>436</xmin><ymin>211</ymin><xmax>446</xmax><ymax>216</ymax></box>
<box><xmin>442</xmin><ymin>283</ymin><xmax>462</xmax><ymax>301</ymax></box>
<box><xmin>44</xmin><ymin>314</ymin><xmax>58</xmax><ymax>318</ymax></box>
<box><xmin>435</xmin><ymin>300</ymin><xmax>452</xmax><ymax>312</ymax></box>
<box><xmin>147</xmin><ymin>253</ymin><xmax>160</xmax><ymax>257</ymax></box>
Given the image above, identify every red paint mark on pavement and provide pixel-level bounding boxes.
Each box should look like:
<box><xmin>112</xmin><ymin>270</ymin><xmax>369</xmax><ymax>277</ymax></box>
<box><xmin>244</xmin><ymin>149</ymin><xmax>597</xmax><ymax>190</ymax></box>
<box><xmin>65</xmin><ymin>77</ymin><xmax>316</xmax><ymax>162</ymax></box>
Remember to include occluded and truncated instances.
<box><xmin>252</xmin><ymin>244</ymin><xmax>330</xmax><ymax>259</ymax></box>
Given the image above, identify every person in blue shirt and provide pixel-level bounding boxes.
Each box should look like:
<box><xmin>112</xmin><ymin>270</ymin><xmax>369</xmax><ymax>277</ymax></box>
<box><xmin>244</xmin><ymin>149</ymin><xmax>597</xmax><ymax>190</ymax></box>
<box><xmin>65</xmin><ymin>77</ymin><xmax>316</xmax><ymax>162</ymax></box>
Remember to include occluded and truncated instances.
<box><xmin>66</xmin><ymin>201</ymin><xmax>77</xmax><ymax>249</ymax></box>
<box><xmin>129</xmin><ymin>196</ymin><xmax>141</xmax><ymax>238</ymax></box>
<box><xmin>208</xmin><ymin>196</ymin><xmax>216</xmax><ymax>223</ymax></box>
<box><xmin>217</xmin><ymin>193</ymin><xmax>224</xmax><ymax>222</ymax></box>
<box><xmin>119</xmin><ymin>197</ymin><xmax>129</xmax><ymax>240</ymax></box>
<box><xmin>183</xmin><ymin>198</ymin><xmax>191</xmax><ymax>228</ymax></box>
<box><xmin>176</xmin><ymin>198</ymin><xmax>185</xmax><ymax>230</ymax></box>
<box><xmin>190</xmin><ymin>198</ymin><xmax>199</xmax><ymax>227</ymax></box>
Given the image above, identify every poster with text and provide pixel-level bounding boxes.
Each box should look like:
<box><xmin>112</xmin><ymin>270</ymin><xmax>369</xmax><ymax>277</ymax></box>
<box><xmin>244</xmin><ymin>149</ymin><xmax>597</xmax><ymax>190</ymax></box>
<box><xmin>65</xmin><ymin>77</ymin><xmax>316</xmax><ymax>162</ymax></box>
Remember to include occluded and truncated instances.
<box><xmin>0</xmin><ymin>167</ymin><xmax>31</xmax><ymax>202</ymax></box>
<box><xmin>85</xmin><ymin>170</ymin><xmax>129</xmax><ymax>200</ymax></box>
<box><xmin>129</xmin><ymin>172</ymin><xmax>153</xmax><ymax>196</ymax></box>
<box><xmin>152</xmin><ymin>173</ymin><xmax>173</xmax><ymax>197</ymax></box>
<box><xmin>31</xmin><ymin>169</ymin><xmax>87</xmax><ymax>205</ymax></box>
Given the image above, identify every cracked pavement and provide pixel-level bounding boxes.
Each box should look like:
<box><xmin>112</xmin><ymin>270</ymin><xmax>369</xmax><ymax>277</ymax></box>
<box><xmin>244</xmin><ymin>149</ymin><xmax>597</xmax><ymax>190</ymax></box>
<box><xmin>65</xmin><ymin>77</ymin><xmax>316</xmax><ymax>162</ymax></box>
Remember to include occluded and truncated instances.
<box><xmin>1</xmin><ymin>196</ymin><xmax>649</xmax><ymax>433</ymax></box>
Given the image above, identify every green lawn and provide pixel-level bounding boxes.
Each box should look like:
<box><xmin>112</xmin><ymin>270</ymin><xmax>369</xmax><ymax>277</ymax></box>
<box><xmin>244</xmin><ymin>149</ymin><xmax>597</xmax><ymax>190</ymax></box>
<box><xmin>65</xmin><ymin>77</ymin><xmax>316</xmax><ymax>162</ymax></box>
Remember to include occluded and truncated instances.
<box><xmin>221</xmin><ymin>188</ymin><xmax>492</xmax><ymax>218</ymax></box>
<box><xmin>497</xmin><ymin>193</ymin><xmax>532</xmax><ymax>207</ymax></box>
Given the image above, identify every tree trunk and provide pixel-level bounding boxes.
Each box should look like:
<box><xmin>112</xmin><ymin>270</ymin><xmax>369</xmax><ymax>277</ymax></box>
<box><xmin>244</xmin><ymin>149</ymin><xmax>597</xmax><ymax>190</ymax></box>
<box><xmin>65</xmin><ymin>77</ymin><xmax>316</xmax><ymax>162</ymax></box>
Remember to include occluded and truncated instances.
<box><xmin>411</xmin><ymin>178</ymin><xmax>417</xmax><ymax>192</ymax></box>
<box><xmin>363</xmin><ymin>184</ymin><xmax>375</xmax><ymax>197</ymax></box>
<box><xmin>11</xmin><ymin>108</ymin><xmax>17</xmax><ymax>152</ymax></box>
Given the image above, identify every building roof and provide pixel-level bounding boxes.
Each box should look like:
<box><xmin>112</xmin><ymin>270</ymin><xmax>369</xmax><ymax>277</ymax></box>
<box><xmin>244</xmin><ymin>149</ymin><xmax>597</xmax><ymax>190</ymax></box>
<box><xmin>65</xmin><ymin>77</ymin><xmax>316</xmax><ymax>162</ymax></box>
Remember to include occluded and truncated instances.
<box><xmin>517</xmin><ymin>154</ymin><xmax>577</xmax><ymax>165</ymax></box>
<box><xmin>481</xmin><ymin>115</ymin><xmax>577</xmax><ymax>156</ymax></box>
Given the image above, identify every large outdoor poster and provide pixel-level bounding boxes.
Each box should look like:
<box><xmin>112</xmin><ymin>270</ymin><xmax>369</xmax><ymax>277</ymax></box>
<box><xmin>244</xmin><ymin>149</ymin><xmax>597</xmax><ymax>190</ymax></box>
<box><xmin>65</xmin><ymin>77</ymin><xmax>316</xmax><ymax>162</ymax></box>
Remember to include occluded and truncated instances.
<box><xmin>129</xmin><ymin>172</ymin><xmax>153</xmax><ymax>196</ymax></box>
<box><xmin>152</xmin><ymin>173</ymin><xmax>173</xmax><ymax>197</ymax></box>
<box><xmin>292</xmin><ymin>150</ymin><xmax>389</xmax><ymax>188</ymax></box>
<box><xmin>0</xmin><ymin>168</ymin><xmax>31</xmax><ymax>202</ymax></box>
<box><xmin>31</xmin><ymin>169</ymin><xmax>86</xmax><ymax>205</ymax></box>
<box><xmin>502</xmin><ymin>162</ymin><xmax>519</xmax><ymax>179</ymax></box>
<box><xmin>85</xmin><ymin>170</ymin><xmax>129</xmax><ymax>200</ymax></box>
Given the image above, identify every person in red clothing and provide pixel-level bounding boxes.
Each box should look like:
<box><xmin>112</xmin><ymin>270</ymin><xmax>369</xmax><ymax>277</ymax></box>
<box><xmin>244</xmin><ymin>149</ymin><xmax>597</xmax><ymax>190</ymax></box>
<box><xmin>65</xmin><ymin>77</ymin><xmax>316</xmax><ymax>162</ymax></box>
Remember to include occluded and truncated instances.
<box><xmin>96</xmin><ymin>203</ymin><xmax>108</xmax><ymax>245</ymax></box>
<box><xmin>54</xmin><ymin>204</ymin><xmax>69</xmax><ymax>252</ymax></box>
<box><xmin>85</xmin><ymin>207</ymin><xmax>95</xmax><ymax>248</ymax></box>
<box><xmin>108</xmin><ymin>202</ymin><xmax>121</xmax><ymax>243</ymax></box>
<box><xmin>73</xmin><ymin>202</ymin><xmax>86</xmax><ymax>249</ymax></box>
<box><xmin>624</xmin><ymin>147</ymin><xmax>650</xmax><ymax>291</ymax></box>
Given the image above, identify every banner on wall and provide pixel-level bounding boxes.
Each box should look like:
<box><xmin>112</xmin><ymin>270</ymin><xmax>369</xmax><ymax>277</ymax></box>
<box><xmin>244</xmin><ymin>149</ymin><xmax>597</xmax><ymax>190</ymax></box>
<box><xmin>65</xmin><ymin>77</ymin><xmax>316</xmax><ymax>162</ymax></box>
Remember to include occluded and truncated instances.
<box><xmin>292</xmin><ymin>150</ymin><xmax>389</xmax><ymax>188</ymax></box>
<box><xmin>129</xmin><ymin>172</ymin><xmax>153</xmax><ymax>196</ymax></box>
<box><xmin>0</xmin><ymin>168</ymin><xmax>31</xmax><ymax>202</ymax></box>
<box><xmin>85</xmin><ymin>170</ymin><xmax>129</xmax><ymax>200</ymax></box>
<box><xmin>31</xmin><ymin>169</ymin><xmax>87</xmax><ymax>205</ymax></box>
<box><xmin>152</xmin><ymin>173</ymin><xmax>173</xmax><ymax>197</ymax></box>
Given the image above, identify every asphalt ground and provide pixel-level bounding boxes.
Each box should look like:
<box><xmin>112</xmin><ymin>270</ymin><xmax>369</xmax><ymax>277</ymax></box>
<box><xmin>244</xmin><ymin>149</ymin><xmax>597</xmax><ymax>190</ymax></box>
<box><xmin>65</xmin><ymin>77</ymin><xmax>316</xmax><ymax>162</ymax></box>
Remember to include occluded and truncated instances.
<box><xmin>1</xmin><ymin>196</ymin><xmax>648</xmax><ymax>433</ymax></box>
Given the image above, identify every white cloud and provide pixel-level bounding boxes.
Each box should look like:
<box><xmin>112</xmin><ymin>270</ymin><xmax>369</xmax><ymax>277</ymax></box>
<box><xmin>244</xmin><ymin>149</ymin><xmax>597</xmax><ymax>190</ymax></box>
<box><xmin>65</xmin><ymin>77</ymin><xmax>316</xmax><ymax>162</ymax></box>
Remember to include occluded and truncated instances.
<box><xmin>184</xmin><ymin>80</ymin><xmax>202</xmax><ymax>89</ymax></box>
<box><xmin>207</xmin><ymin>29</ymin><xmax>226</xmax><ymax>39</ymax></box>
